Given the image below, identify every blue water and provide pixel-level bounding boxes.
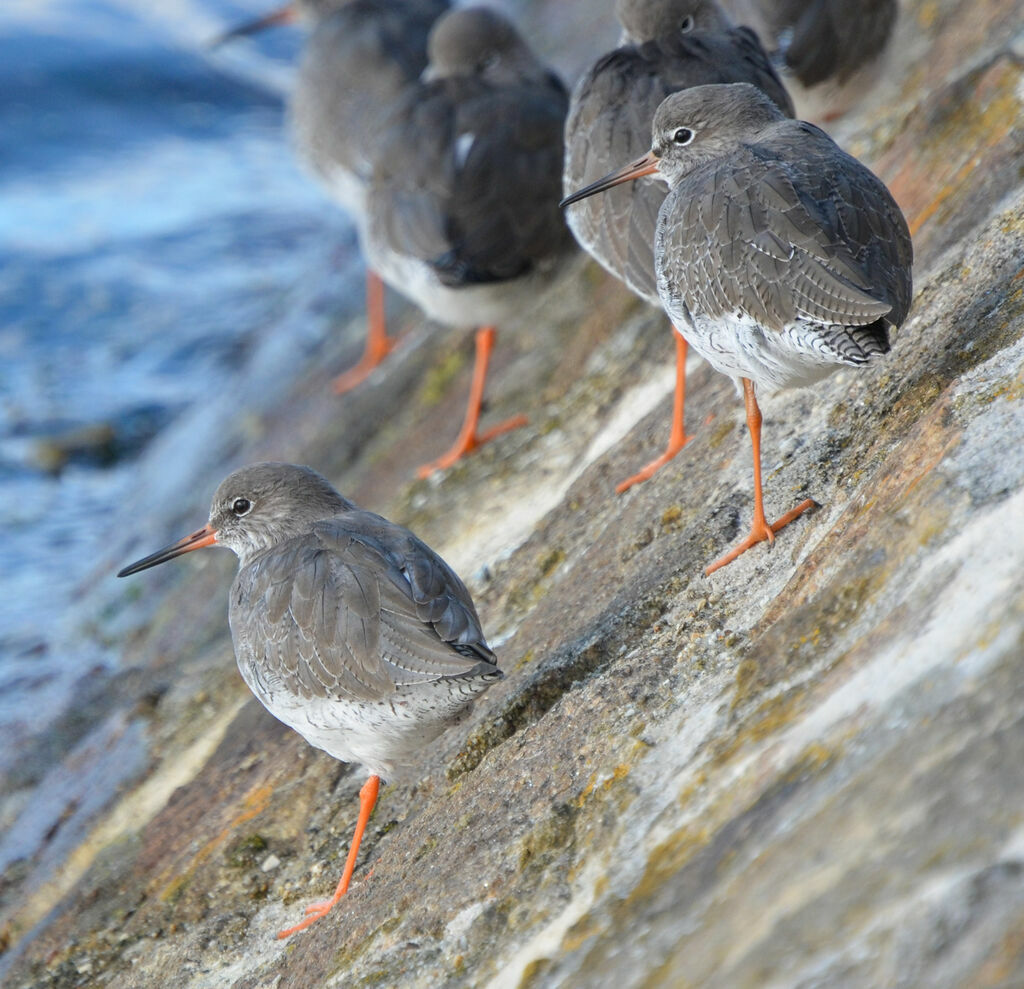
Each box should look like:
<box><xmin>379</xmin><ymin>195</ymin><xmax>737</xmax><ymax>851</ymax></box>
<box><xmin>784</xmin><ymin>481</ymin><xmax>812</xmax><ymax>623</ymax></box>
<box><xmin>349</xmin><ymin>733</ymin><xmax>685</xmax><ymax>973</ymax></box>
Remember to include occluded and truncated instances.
<box><xmin>0</xmin><ymin>1</ymin><xmax>361</xmax><ymax>765</ymax></box>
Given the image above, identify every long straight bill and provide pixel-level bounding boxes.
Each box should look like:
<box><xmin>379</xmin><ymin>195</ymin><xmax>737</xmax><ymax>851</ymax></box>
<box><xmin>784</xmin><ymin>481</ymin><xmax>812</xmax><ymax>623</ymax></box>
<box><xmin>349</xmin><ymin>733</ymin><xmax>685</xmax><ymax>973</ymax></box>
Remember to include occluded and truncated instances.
<box><xmin>117</xmin><ymin>524</ymin><xmax>218</xmax><ymax>577</ymax></box>
<box><xmin>560</xmin><ymin>150</ymin><xmax>660</xmax><ymax>208</ymax></box>
<box><xmin>209</xmin><ymin>4</ymin><xmax>297</xmax><ymax>48</ymax></box>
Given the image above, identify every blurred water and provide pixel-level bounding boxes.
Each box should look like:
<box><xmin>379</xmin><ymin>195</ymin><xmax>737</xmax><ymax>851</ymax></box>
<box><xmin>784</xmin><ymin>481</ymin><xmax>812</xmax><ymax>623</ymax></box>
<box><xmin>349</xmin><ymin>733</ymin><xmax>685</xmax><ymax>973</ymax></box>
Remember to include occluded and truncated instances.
<box><xmin>0</xmin><ymin>1</ymin><xmax>360</xmax><ymax>762</ymax></box>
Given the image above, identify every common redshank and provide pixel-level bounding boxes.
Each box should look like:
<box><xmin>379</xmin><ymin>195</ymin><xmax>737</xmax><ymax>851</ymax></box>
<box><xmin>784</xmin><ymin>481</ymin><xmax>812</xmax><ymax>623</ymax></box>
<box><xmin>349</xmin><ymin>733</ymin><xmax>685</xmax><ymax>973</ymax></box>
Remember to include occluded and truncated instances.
<box><xmin>364</xmin><ymin>6</ymin><xmax>576</xmax><ymax>477</ymax></box>
<box><xmin>213</xmin><ymin>0</ymin><xmax>450</xmax><ymax>394</ymax></box>
<box><xmin>562</xmin><ymin>83</ymin><xmax>912</xmax><ymax>573</ymax></box>
<box><xmin>564</xmin><ymin>0</ymin><xmax>793</xmax><ymax>491</ymax></box>
<box><xmin>721</xmin><ymin>0</ymin><xmax>898</xmax><ymax>120</ymax></box>
<box><xmin>117</xmin><ymin>463</ymin><xmax>501</xmax><ymax>937</ymax></box>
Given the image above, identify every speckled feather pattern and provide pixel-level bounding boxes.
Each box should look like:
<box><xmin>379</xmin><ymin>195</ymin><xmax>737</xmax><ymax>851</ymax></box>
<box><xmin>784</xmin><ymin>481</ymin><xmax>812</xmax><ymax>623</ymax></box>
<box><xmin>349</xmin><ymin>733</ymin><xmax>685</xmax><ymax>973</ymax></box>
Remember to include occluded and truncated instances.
<box><xmin>654</xmin><ymin>115</ymin><xmax>912</xmax><ymax>390</ymax></box>
<box><xmin>228</xmin><ymin>510</ymin><xmax>499</xmax><ymax>774</ymax></box>
<box><xmin>564</xmin><ymin>28</ymin><xmax>793</xmax><ymax>303</ymax></box>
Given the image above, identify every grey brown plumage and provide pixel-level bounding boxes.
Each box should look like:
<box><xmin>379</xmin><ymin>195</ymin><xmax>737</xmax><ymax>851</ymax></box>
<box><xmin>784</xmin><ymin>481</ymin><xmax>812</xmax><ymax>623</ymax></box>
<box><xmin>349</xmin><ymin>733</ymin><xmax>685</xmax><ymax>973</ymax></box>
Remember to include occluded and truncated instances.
<box><xmin>371</xmin><ymin>76</ymin><xmax>570</xmax><ymax>293</ymax></box>
<box><xmin>287</xmin><ymin>0</ymin><xmax>450</xmax><ymax>393</ymax></box>
<box><xmin>289</xmin><ymin>0</ymin><xmax>450</xmax><ymax>216</ymax></box>
<box><xmin>562</xmin><ymin>83</ymin><xmax>912</xmax><ymax>571</ymax></box>
<box><xmin>118</xmin><ymin>462</ymin><xmax>500</xmax><ymax>936</ymax></box>
<box><xmin>232</xmin><ymin>505</ymin><xmax>496</xmax><ymax>713</ymax></box>
<box><xmin>648</xmin><ymin>86</ymin><xmax>911</xmax><ymax>389</ymax></box>
<box><xmin>367</xmin><ymin>7</ymin><xmax>573</xmax><ymax>319</ymax></box>
<box><xmin>214</xmin><ymin>0</ymin><xmax>451</xmax><ymax>393</ymax></box>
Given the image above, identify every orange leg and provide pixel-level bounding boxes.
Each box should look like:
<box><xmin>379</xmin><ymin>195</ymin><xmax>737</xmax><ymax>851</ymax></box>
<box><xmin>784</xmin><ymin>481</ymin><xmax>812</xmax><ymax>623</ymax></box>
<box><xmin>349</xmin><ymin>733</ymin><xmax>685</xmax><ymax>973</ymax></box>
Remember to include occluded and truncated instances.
<box><xmin>417</xmin><ymin>326</ymin><xmax>528</xmax><ymax>479</ymax></box>
<box><xmin>332</xmin><ymin>272</ymin><xmax>396</xmax><ymax>394</ymax></box>
<box><xmin>276</xmin><ymin>774</ymin><xmax>381</xmax><ymax>939</ymax></box>
<box><xmin>617</xmin><ymin>331</ymin><xmax>694</xmax><ymax>493</ymax></box>
<box><xmin>705</xmin><ymin>379</ymin><xmax>816</xmax><ymax>575</ymax></box>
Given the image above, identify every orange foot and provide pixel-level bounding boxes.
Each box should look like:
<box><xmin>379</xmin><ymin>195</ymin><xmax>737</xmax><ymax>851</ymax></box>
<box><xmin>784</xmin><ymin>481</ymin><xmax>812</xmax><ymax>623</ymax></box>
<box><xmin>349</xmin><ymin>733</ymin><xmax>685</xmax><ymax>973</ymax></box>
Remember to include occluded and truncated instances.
<box><xmin>705</xmin><ymin>499</ymin><xmax>817</xmax><ymax>576</ymax></box>
<box><xmin>331</xmin><ymin>336</ymin><xmax>396</xmax><ymax>394</ymax></box>
<box><xmin>417</xmin><ymin>414</ymin><xmax>528</xmax><ymax>479</ymax></box>
<box><xmin>277</xmin><ymin>897</ymin><xmax>340</xmax><ymax>939</ymax></box>
<box><xmin>616</xmin><ymin>431</ymin><xmax>694</xmax><ymax>493</ymax></box>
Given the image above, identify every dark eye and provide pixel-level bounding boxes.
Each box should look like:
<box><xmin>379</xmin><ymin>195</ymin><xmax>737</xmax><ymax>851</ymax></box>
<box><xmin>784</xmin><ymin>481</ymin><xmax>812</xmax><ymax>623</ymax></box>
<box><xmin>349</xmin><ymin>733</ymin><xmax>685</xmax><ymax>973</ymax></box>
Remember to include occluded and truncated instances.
<box><xmin>232</xmin><ymin>498</ymin><xmax>252</xmax><ymax>516</ymax></box>
<box><xmin>680</xmin><ymin>15</ymin><xmax>695</xmax><ymax>32</ymax></box>
<box><xmin>673</xmin><ymin>127</ymin><xmax>694</xmax><ymax>145</ymax></box>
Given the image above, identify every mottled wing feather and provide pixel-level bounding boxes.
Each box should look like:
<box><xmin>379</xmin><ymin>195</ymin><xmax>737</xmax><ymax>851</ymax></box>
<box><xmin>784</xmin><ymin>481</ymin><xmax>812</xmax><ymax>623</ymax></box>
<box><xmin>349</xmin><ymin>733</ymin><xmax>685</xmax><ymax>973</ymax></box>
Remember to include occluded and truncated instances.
<box><xmin>660</xmin><ymin>121</ymin><xmax>911</xmax><ymax>332</ymax></box>
<box><xmin>372</xmin><ymin>73</ymin><xmax>571</xmax><ymax>286</ymax></box>
<box><xmin>229</xmin><ymin>515</ymin><xmax>497</xmax><ymax>705</ymax></box>
<box><xmin>326</xmin><ymin>512</ymin><xmax>495</xmax><ymax>662</ymax></box>
<box><xmin>564</xmin><ymin>29</ymin><xmax>793</xmax><ymax>301</ymax></box>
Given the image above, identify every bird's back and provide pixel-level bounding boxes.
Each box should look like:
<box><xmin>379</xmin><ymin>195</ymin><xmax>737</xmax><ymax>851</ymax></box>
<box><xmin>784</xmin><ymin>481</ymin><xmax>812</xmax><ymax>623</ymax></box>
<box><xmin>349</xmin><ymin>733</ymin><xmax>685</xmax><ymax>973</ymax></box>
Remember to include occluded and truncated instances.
<box><xmin>290</xmin><ymin>0</ymin><xmax>450</xmax><ymax>211</ymax></box>
<box><xmin>721</xmin><ymin>0</ymin><xmax>897</xmax><ymax>117</ymax></box>
<box><xmin>368</xmin><ymin>72</ymin><xmax>573</xmax><ymax>291</ymax></box>
<box><xmin>228</xmin><ymin>510</ymin><xmax>500</xmax><ymax>770</ymax></box>
<box><xmin>656</xmin><ymin>118</ymin><xmax>911</xmax><ymax>387</ymax></box>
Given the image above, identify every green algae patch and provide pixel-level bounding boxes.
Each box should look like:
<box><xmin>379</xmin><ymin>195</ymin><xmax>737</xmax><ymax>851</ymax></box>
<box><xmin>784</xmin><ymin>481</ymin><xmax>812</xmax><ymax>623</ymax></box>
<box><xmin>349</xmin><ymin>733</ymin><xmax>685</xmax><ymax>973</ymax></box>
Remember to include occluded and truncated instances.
<box><xmin>516</xmin><ymin>802</ymin><xmax>578</xmax><ymax>873</ymax></box>
<box><xmin>226</xmin><ymin>833</ymin><xmax>268</xmax><ymax>870</ymax></box>
<box><xmin>445</xmin><ymin>720</ymin><xmax>504</xmax><ymax>781</ymax></box>
<box><xmin>619</xmin><ymin>823</ymin><xmax>713</xmax><ymax>912</ymax></box>
<box><xmin>713</xmin><ymin>691</ymin><xmax>804</xmax><ymax>769</ymax></box>
<box><xmin>574</xmin><ymin>762</ymin><xmax>633</xmax><ymax>809</ymax></box>
<box><xmin>731</xmin><ymin>658</ymin><xmax>763</xmax><ymax>713</ymax></box>
<box><xmin>418</xmin><ymin>346</ymin><xmax>467</xmax><ymax>407</ymax></box>
<box><xmin>448</xmin><ymin>636</ymin><xmax>615</xmax><ymax>781</ymax></box>
<box><xmin>537</xmin><ymin>547</ymin><xmax>566</xmax><ymax>578</ymax></box>
<box><xmin>707</xmin><ymin>415</ymin><xmax>737</xmax><ymax>450</ymax></box>
<box><xmin>506</xmin><ymin>546</ymin><xmax>567</xmax><ymax>614</ymax></box>
<box><xmin>955</xmin><ymin>374</ymin><xmax>1024</xmax><ymax>414</ymax></box>
<box><xmin>518</xmin><ymin>955</ymin><xmax>557</xmax><ymax>989</ymax></box>
<box><xmin>328</xmin><ymin>913</ymin><xmax>403</xmax><ymax>983</ymax></box>
<box><xmin>158</xmin><ymin>870</ymin><xmax>192</xmax><ymax>906</ymax></box>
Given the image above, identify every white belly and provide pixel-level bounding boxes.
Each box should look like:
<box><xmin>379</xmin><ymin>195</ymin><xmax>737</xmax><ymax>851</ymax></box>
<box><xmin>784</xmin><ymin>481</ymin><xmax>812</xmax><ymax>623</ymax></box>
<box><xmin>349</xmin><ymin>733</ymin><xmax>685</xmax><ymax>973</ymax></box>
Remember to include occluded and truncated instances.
<box><xmin>679</xmin><ymin>310</ymin><xmax>851</xmax><ymax>393</ymax></box>
<box><xmin>239</xmin><ymin>656</ymin><xmax>490</xmax><ymax>778</ymax></box>
<box><xmin>366</xmin><ymin>239</ymin><xmax>570</xmax><ymax>329</ymax></box>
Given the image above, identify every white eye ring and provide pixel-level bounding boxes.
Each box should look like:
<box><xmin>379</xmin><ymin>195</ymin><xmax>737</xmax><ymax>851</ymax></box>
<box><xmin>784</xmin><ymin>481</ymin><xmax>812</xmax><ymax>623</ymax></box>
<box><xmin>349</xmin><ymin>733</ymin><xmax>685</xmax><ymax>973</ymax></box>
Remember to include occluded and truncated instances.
<box><xmin>672</xmin><ymin>127</ymin><xmax>695</xmax><ymax>145</ymax></box>
<box><xmin>231</xmin><ymin>497</ymin><xmax>253</xmax><ymax>516</ymax></box>
<box><xmin>680</xmin><ymin>15</ymin><xmax>695</xmax><ymax>32</ymax></box>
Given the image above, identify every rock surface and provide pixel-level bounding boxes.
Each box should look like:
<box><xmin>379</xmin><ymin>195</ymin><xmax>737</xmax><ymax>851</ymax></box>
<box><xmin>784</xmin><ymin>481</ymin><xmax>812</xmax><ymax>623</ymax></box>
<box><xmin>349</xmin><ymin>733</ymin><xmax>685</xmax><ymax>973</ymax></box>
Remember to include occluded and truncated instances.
<box><xmin>3</xmin><ymin>0</ymin><xmax>1024</xmax><ymax>986</ymax></box>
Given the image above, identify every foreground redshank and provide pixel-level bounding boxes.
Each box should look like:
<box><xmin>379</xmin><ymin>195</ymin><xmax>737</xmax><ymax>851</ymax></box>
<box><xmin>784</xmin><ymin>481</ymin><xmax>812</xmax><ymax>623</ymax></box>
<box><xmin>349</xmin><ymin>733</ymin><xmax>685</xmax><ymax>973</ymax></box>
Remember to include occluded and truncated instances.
<box><xmin>562</xmin><ymin>83</ymin><xmax>912</xmax><ymax>573</ymax></box>
<box><xmin>564</xmin><ymin>0</ymin><xmax>793</xmax><ymax>491</ymax></box>
<box><xmin>214</xmin><ymin>0</ymin><xmax>450</xmax><ymax>394</ymax></box>
<box><xmin>365</xmin><ymin>6</ymin><xmax>576</xmax><ymax>477</ymax></box>
<box><xmin>118</xmin><ymin>463</ymin><xmax>501</xmax><ymax>937</ymax></box>
<box><xmin>721</xmin><ymin>0</ymin><xmax>898</xmax><ymax>120</ymax></box>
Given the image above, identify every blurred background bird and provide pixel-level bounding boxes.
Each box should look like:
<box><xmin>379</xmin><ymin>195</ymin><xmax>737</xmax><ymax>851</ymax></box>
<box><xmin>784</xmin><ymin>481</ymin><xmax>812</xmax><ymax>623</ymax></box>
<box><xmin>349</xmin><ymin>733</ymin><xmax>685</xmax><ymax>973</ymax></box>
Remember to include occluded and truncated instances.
<box><xmin>720</xmin><ymin>0</ymin><xmax>899</xmax><ymax>121</ymax></box>
<box><xmin>365</xmin><ymin>6</ymin><xmax>577</xmax><ymax>478</ymax></box>
<box><xmin>213</xmin><ymin>0</ymin><xmax>451</xmax><ymax>394</ymax></box>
